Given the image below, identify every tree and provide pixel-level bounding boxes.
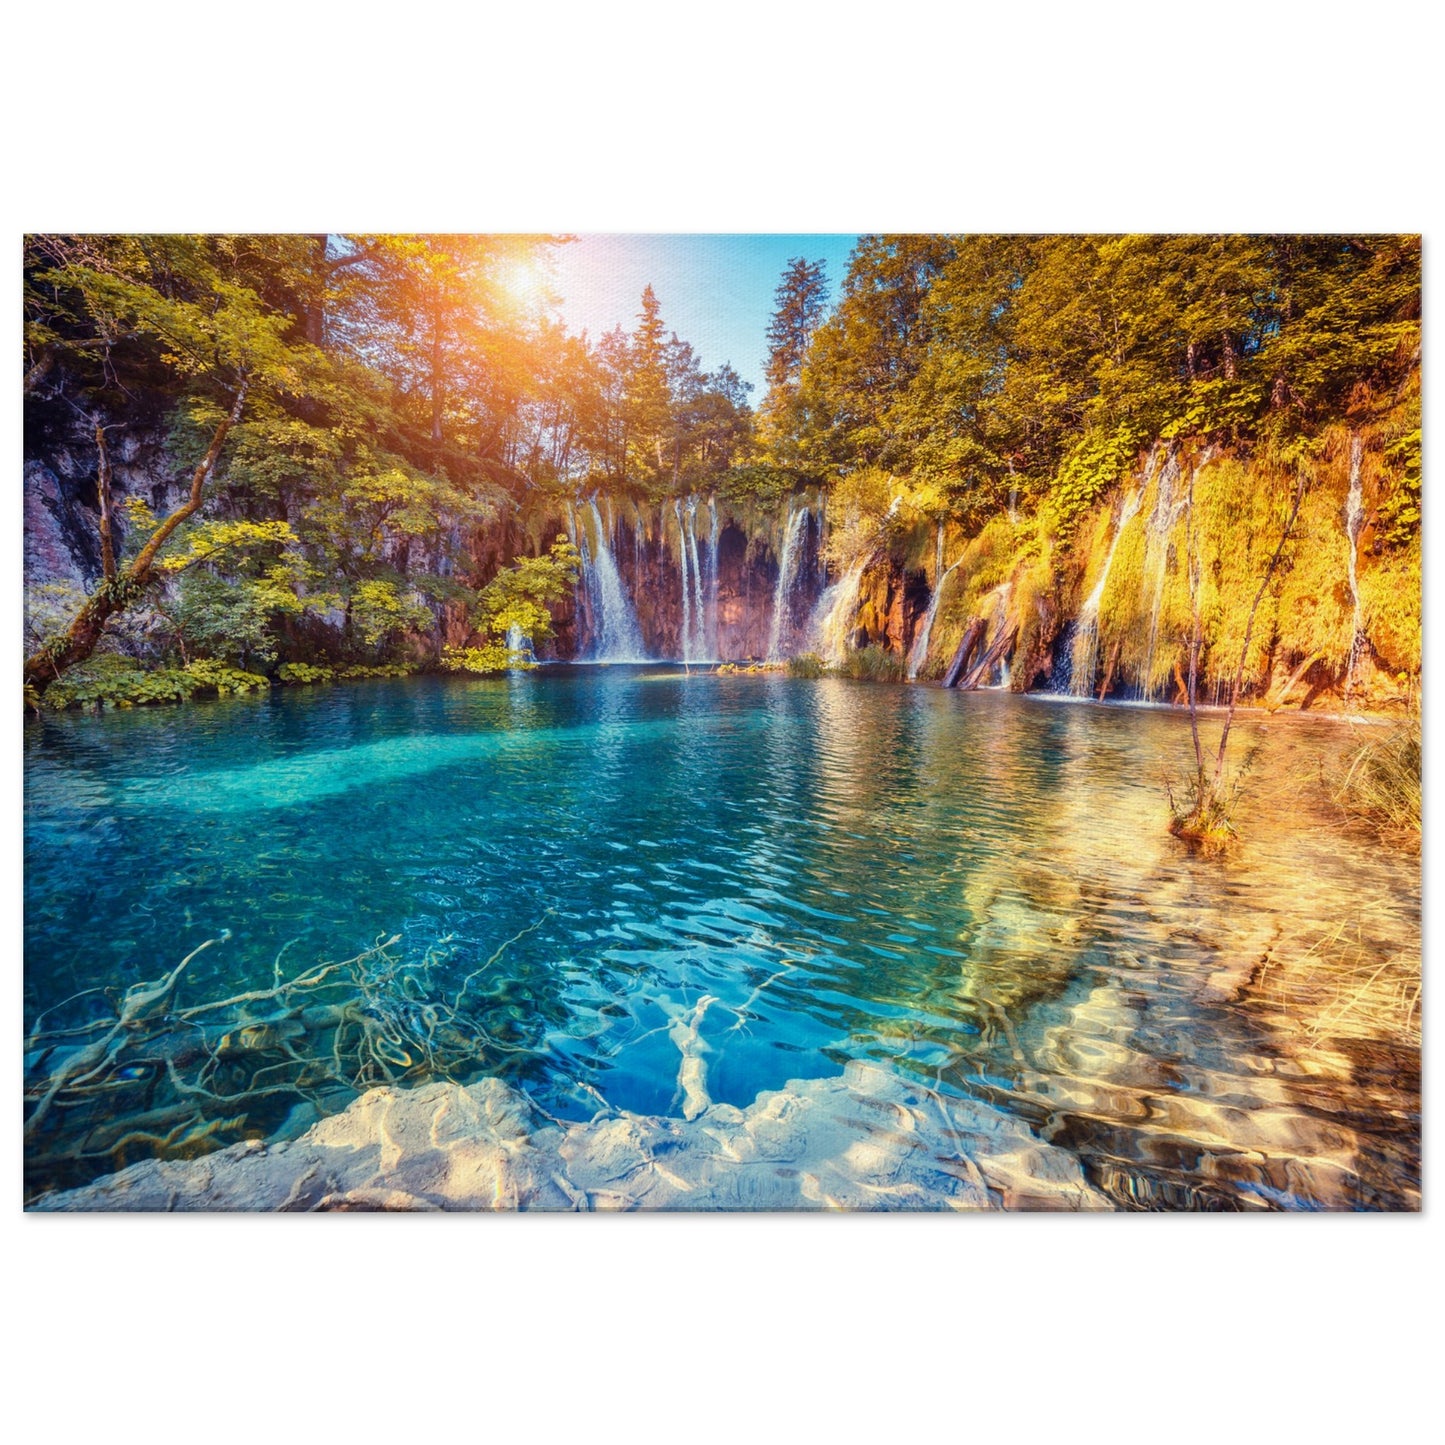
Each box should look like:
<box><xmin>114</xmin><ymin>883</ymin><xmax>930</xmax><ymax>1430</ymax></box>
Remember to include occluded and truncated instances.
<box><xmin>21</xmin><ymin>236</ymin><xmax>312</xmax><ymax>694</ymax></box>
<box><xmin>443</xmin><ymin>536</ymin><xmax>581</xmax><ymax>673</ymax></box>
<box><xmin>757</xmin><ymin>257</ymin><xmax>828</xmax><ymax>472</ymax></box>
<box><xmin>625</xmin><ymin>285</ymin><xmax>673</xmax><ymax>486</ymax></box>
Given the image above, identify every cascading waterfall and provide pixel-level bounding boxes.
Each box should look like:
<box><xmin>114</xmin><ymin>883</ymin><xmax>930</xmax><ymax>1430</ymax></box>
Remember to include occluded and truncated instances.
<box><xmin>908</xmin><ymin>527</ymin><xmax>958</xmax><ymax>682</ymax></box>
<box><xmin>671</xmin><ymin>497</ymin><xmax>712</xmax><ymax>661</ymax></box>
<box><xmin>686</xmin><ymin>496</ymin><xmax>705</xmax><ymax>659</ymax></box>
<box><xmin>1344</xmin><ymin>433</ymin><xmax>1366</xmax><ymax>697</ymax></box>
<box><xmin>674</xmin><ymin>499</ymin><xmax>693</xmax><ymax>661</ymax></box>
<box><xmin>583</xmin><ymin>498</ymin><xmax>647</xmax><ymax>661</ymax></box>
<box><xmin>1069</xmin><ymin>490</ymin><xmax>1142</xmax><ymax>697</ymax></box>
<box><xmin>809</xmin><ymin>558</ymin><xmax>868</xmax><ymax>666</ymax></box>
<box><xmin>766</xmin><ymin>500</ymin><xmax>809</xmax><ymax>661</ymax></box>
<box><xmin>1139</xmin><ymin>446</ymin><xmax>1183</xmax><ymax>699</ymax></box>
<box><xmin>705</xmin><ymin>496</ymin><xmax>720</xmax><ymax>658</ymax></box>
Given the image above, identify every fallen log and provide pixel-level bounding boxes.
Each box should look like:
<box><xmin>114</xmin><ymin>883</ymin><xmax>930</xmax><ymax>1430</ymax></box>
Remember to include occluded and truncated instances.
<box><xmin>1265</xmin><ymin>651</ymin><xmax>1320</xmax><ymax>713</ymax></box>
<box><xmin>959</xmin><ymin>626</ymin><xmax>1018</xmax><ymax>691</ymax></box>
<box><xmin>941</xmin><ymin>618</ymin><xmax>986</xmax><ymax>688</ymax></box>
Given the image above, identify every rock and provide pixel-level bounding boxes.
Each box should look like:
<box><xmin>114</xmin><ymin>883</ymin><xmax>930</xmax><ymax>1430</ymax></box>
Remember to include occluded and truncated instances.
<box><xmin>30</xmin><ymin>1066</ymin><xmax>1111</xmax><ymax>1213</ymax></box>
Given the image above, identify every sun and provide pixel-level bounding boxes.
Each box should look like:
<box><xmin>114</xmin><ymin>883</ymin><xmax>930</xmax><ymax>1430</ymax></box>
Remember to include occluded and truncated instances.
<box><xmin>498</xmin><ymin>257</ymin><xmax>553</xmax><ymax>313</ymax></box>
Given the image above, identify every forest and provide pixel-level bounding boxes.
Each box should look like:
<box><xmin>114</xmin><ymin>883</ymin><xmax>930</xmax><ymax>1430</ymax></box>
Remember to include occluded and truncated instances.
<box><xmin>22</xmin><ymin>233</ymin><xmax>1421</xmax><ymax>732</ymax></box>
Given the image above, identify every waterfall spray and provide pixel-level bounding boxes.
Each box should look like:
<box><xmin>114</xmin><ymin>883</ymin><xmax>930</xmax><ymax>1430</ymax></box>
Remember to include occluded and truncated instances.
<box><xmin>674</xmin><ymin>499</ymin><xmax>692</xmax><ymax>661</ymax></box>
<box><xmin>1140</xmin><ymin>447</ymin><xmax>1183</xmax><ymax>699</ymax></box>
<box><xmin>908</xmin><ymin>561</ymin><xmax>959</xmax><ymax>681</ymax></box>
<box><xmin>583</xmin><ymin>498</ymin><xmax>648</xmax><ymax>661</ymax></box>
<box><xmin>685</xmin><ymin>496</ymin><xmax>705</xmax><ymax>659</ymax></box>
<box><xmin>1069</xmin><ymin>490</ymin><xmax>1142</xmax><ymax>697</ymax></box>
<box><xmin>809</xmin><ymin>559</ymin><xmax>869</xmax><ymax>666</ymax></box>
<box><xmin>767</xmin><ymin>500</ymin><xmax>809</xmax><ymax>661</ymax></box>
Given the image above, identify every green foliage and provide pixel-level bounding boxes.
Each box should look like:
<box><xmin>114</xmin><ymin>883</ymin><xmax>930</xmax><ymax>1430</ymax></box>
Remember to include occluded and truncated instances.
<box><xmin>442</xmin><ymin>536</ymin><xmax>582</xmax><ymax>675</ymax></box>
<box><xmin>476</xmin><ymin>535</ymin><xmax>580</xmax><ymax>642</ymax></box>
<box><xmin>787</xmin><ymin>653</ymin><xmax>827</xmax><ymax>678</ymax></box>
<box><xmin>1375</xmin><ymin>427</ymin><xmax>1421</xmax><ymax>550</ymax></box>
<box><xmin>42</xmin><ymin>654</ymin><xmax>269</xmax><ymax>710</ymax></box>
<box><xmin>349</xmin><ymin>579</ymin><xmax>433</xmax><ymax>650</ymax></box>
<box><xmin>823</xmin><ymin>467</ymin><xmax>896</xmax><ymax>569</ymax></box>
<box><xmin>152</xmin><ymin>519</ymin><xmax>299</xmax><ymax>574</ymax></box>
<box><xmin>159</xmin><ymin>571</ymin><xmax>292</xmax><ymax>667</ymax></box>
<box><xmin>277</xmin><ymin>662</ymin><xmax>336</xmax><ymax>684</ymax></box>
<box><xmin>180</xmin><ymin>659</ymin><xmax>271</xmax><ymax>693</ymax></box>
<box><xmin>337</xmin><ymin>663</ymin><xmax>417</xmax><ymax>679</ymax></box>
<box><xmin>716</xmin><ymin>464</ymin><xmax>801</xmax><ymax>507</ymax></box>
<box><xmin>1048</xmin><ymin>428</ymin><xmax>1141</xmax><ymax>536</ymax></box>
<box><xmin>441</xmin><ymin>643</ymin><xmax>513</xmax><ymax>675</ymax></box>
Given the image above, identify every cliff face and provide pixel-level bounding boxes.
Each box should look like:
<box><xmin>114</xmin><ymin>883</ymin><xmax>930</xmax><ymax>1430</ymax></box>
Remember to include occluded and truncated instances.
<box><xmin>22</xmin><ymin>419</ymin><xmax>1420</xmax><ymax>713</ymax></box>
<box><xmin>536</xmin><ymin>494</ymin><xmax>829</xmax><ymax>663</ymax></box>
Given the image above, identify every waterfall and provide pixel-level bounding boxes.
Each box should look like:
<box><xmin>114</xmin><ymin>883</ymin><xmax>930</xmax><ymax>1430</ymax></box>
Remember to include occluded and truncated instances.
<box><xmin>1344</xmin><ymin>434</ymin><xmax>1365</xmax><ymax>697</ymax></box>
<box><xmin>766</xmin><ymin>500</ymin><xmax>809</xmax><ymax>661</ymax></box>
<box><xmin>1140</xmin><ymin>447</ymin><xmax>1183</xmax><ymax>699</ymax></box>
<box><xmin>505</xmin><ymin>623</ymin><xmax>534</xmax><ymax>668</ymax></box>
<box><xmin>809</xmin><ymin>558</ymin><xmax>868</xmax><ymax>666</ymax></box>
<box><xmin>674</xmin><ymin>499</ymin><xmax>692</xmax><ymax>661</ymax></box>
<box><xmin>686</xmin><ymin>496</ymin><xmax>705</xmax><ymax>659</ymax></box>
<box><xmin>1069</xmin><ymin>490</ymin><xmax>1142</xmax><ymax>697</ymax></box>
<box><xmin>583</xmin><ymin>498</ymin><xmax>647</xmax><ymax>661</ymax></box>
<box><xmin>705</xmin><ymin>496</ymin><xmax>719</xmax><ymax>658</ymax></box>
<box><xmin>907</xmin><ymin>560</ymin><xmax>959</xmax><ymax>681</ymax></box>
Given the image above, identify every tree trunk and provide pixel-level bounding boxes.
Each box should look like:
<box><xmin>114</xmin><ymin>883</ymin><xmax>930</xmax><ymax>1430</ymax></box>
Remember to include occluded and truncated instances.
<box><xmin>959</xmin><ymin>626</ymin><xmax>1017</xmax><ymax>691</ymax></box>
<box><xmin>94</xmin><ymin>419</ymin><xmax>117</xmax><ymax>583</ymax></box>
<box><xmin>24</xmin><ymin>380</ymin><xmax>249</xmax><ymax>696</ymax></box>
<box><xmin>941</xmin><ymin>618</ymin><xmax>986</xmax><ymax>688</ymax></box>
<box><xmin>1212</xmin><ymin>470</ymin><xmax>1306</xmax><ymax>787</ymax></box>
<box><xmin>1266</xmin><ymin>650</ymin><xmax>1320</xmax><ymax>713</ymax></box>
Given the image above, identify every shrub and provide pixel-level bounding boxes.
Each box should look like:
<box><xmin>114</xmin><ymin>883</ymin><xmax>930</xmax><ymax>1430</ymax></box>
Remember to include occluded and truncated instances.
<box><xmin>42</xmin><ymin>655</ymin><xmax>269</xmax><ymax>710</ymax></box>
<box><xmin>277</xmin><ymin>662</ymin><xmax>336</xmax><ymax>685</ymax></box>
<box><xmin>787</xmin><ymin>652</ymin><xmax>827</xmax><ymax>678</ymax></box>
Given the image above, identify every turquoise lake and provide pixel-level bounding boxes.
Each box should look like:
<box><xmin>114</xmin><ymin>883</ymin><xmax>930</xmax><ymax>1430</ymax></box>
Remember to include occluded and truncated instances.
<box><xmin>23</xmin><ymin>669</ymin><xmax>1421</xmax><ymax>1207</ymax></box>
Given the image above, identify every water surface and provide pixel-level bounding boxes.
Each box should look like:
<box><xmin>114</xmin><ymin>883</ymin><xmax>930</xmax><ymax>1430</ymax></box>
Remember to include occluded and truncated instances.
<box><xmin>24</xmin><ymin>670</ymin><xmax>1421</xmax><ymax>1207</ymax></box>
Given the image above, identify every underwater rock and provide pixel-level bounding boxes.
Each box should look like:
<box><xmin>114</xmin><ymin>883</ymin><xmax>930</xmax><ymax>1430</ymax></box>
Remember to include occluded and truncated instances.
<box><xmin>31</xmin><ymin>1065</ymin><xmax>1110</xmax><ymax>1213</ymax></box>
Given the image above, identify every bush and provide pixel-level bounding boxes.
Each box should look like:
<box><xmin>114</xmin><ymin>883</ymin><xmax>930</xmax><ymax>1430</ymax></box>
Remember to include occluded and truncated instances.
<box><xmin>277</xmin><ymin>662</ymin><xmax>337</xmax><ymax>685</ymax></box>
<box><xmin>787</xmin><ymin>652</ymin><xmax>827</xmax><ymax>678</ymax></box>
<box><xmin>42</xmin><ymin>655</ymin><xmax>269</xmax><ymax>710</ymax></box>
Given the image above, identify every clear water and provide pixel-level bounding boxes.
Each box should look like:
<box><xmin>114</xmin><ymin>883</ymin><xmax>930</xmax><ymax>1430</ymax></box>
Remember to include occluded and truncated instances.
<box><xmin>24</xmin><ymin>671</ymin><xmax>1420</xmax><ymax>1208</ymax></box>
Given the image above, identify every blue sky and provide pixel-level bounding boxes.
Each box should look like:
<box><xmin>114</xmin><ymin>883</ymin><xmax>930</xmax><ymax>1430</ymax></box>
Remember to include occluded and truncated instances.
<box><xmin>549</xmin><ymin>234</ymin><xmax>861</xmax><ymax>401</ymax></box>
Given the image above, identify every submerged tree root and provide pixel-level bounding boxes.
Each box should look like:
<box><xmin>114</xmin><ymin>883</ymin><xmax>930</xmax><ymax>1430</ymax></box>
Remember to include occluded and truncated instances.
<box><xmin>23</xmin><ymin>924</ymin><xmax>546</xmax><ymax>1200</ymax></box>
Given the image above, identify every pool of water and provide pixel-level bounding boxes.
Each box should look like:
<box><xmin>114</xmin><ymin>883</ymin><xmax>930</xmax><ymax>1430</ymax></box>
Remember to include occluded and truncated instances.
<box><xmin>23</xmin><ymin>669</ymin><xmax>1421</xmax><ymax>1208</ymax></box>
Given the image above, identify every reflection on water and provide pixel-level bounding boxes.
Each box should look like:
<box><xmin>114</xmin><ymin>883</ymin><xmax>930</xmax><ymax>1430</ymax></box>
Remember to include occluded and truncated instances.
<box><xmin>24</xmin><ymin>670</ymin><xmax>1421</xmax><ymax>1208</ymax></box>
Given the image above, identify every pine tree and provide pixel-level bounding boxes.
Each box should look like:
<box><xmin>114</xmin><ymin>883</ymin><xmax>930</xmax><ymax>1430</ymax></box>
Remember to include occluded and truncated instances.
<box><xmin>758</xmin><ymin>258</ymin><xmax>828</xmax><ymax>470</ymax></box>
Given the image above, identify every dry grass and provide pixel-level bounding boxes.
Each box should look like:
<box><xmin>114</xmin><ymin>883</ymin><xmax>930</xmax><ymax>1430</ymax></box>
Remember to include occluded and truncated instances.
<box><xmin>1252</xmin><ymin>902</ymin><xmax>1420</xmax><ymax>1050</ymax></box>
<box><xmin>1332</xmin><ymin>716</ymin><xmax>1421</xmax><ymax>851</ymax></box>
